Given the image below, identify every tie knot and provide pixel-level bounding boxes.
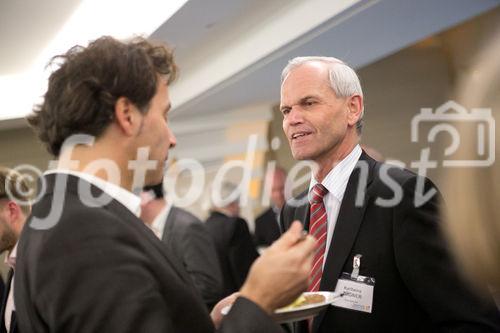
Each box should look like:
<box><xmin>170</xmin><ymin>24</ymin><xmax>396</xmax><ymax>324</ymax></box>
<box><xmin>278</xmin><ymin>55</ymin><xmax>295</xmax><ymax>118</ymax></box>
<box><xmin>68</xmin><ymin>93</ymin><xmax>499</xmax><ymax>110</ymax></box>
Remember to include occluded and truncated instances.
<box><xmin>310</xmin><ymin>184</ymin><xmax>328</xmax><ymax>204</ymax></box>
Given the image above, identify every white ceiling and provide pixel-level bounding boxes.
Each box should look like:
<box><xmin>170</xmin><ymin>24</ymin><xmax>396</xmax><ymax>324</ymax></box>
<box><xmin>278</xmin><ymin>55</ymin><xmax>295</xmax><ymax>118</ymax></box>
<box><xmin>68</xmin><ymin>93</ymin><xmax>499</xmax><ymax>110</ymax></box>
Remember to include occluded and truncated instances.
<box><xmin>0</xmin><ymin>0</ymin><xmax>82</xmax><ymax>75</ymax></box>
<box><xmin>0</xmin><ymin>0</ymin><xmax>187</xmax><ymax>127</ymax></box>
<box><xmin>152</xmin><ymin>0</ymin><xmax>285</xmax><ymax>67</ymax></box>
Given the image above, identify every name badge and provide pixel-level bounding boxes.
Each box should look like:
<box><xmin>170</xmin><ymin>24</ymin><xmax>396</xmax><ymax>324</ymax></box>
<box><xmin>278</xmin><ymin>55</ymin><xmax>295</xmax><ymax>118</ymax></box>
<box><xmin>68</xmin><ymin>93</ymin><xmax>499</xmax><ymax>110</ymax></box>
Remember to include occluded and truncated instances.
<box><xmin>332</xmin><ymin>255</ymin><xmax>375</xmax><ymax>313</ymax></box>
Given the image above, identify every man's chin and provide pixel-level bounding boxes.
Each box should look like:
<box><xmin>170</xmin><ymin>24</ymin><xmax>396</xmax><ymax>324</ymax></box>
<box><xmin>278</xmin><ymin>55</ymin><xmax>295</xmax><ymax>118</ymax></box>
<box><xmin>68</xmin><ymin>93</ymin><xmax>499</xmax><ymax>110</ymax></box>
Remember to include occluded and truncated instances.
<box><xmin>292</xmin><ymin>151</ymin><xmax>311</xmax><ymax>161</ymax></box>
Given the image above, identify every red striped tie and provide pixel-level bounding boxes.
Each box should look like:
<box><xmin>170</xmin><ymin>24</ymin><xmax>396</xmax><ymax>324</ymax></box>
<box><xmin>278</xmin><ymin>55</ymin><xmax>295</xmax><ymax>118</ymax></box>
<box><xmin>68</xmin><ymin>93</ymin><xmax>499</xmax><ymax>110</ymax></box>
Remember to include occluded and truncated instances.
<box><xmin>308</xmin><ymin>183</ymin><xmax>328</xmax><ymax>292</ymax></box>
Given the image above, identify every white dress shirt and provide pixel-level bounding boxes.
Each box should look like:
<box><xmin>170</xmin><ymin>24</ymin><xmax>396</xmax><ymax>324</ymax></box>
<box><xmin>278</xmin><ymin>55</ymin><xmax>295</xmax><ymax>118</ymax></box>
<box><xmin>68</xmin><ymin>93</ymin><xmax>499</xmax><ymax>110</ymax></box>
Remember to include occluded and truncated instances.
<box><xmin>309</xmin><ymin>144</ymin><xmax>362</xmax><ymax>268</ymax></box>
<box><xmin>44</xmin><ymin>170</ymin><xmax>142</xmax><ymax>217</ymax></box>
<box><xmin>149</xmin><ymin>200</ymin><xmax>173</xmax><ymax>239</ymax></box>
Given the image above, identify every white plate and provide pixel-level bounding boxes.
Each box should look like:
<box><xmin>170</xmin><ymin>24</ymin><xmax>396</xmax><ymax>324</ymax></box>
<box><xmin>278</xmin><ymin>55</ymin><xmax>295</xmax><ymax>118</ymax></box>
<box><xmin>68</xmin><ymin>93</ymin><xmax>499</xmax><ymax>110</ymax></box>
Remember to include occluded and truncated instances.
<box><xmin>221</xmin><ymin>292</ymin><xmax>342</xmax><ymax>323</ymax></box>
<box><xmin>273</xmin><ymin>292</ymin><xmax>341</xmax><ymax>323</ymax></box>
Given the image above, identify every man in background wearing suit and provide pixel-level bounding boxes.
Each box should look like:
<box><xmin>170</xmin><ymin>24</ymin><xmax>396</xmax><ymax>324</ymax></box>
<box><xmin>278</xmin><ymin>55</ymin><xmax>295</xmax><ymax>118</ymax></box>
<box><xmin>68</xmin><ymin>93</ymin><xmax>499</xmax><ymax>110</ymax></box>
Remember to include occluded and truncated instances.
<box><xmin>205</xmin><ymin>182</ymin><xmax>259</xmax><ymax>298</ymax></box>
<box><xmin>254</xmin><ymin>167</ymin><xmax>286</xmax><ymax>248</ymax></box>
<box><xmin>0</xmin><ymin>167</ymin><xmax>32</xmax><ymax>333</ymax></box>
<box><xmin>279</xmin><ymin>56</ymin><xmax>500</xmax><ymax>332</ymax></box>
<box><xmin>14</xmin><ymin>36</ymin><xmax>317</xmax><ymax>333</ymax></box>
<box><xmin>140</xmin><ymin>182</ymin><xmax>223</xmax><ymax>309</ymax></box>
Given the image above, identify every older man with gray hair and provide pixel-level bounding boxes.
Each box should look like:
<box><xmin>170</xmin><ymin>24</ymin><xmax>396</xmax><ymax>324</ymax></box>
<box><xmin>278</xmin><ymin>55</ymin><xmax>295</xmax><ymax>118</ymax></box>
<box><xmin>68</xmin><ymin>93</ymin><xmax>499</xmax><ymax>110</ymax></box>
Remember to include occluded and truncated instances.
<box><xmin>279</xmin><ymin>56</ymin><xmax>500</xmax><ymax>332</ymax></box>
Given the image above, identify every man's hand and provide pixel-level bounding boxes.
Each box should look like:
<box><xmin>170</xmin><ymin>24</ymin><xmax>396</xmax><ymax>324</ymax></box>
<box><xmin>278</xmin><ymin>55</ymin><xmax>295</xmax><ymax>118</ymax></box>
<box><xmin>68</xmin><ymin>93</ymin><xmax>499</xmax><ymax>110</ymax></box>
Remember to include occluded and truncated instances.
<box><xmin>239</xmin><ymin>221</ymin><xmax>316</xmax><ymax>314</ymax></box>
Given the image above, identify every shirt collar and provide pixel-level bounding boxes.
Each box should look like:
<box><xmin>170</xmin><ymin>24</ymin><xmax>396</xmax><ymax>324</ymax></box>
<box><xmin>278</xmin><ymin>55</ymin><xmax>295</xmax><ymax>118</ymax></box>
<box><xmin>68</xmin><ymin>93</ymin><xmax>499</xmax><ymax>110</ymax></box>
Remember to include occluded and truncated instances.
<box><xmin>44</xmin><ymin>169</ymin><xmax>142</xmax><ymax>217</ymax></box>
<box><xmin>4</xmin><ymin>242</ymin><xmax>17</xmax><ymax>269</ymax></box>
<box><xmin>150</xmin><ymin>200</ymin><xmax>172</xmax><ymax>239</ymax></box>
<box><xmin>309</xmin><ymin>144</ymin><xmax>362</xmax><ymax>202</ymax></box>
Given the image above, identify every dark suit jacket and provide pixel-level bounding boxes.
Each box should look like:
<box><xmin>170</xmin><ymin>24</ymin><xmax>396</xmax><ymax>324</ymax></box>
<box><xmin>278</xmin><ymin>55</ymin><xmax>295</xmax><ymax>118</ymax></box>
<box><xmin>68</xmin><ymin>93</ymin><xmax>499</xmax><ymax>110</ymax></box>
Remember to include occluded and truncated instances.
<box><xmin>0</xmin><ymin>277</ymin><xmax>4</xmax><ymax>305</ymax></box>
<box><xmin>205</xmin><ymin>212</ymin><xmax>259</xmax><ymax>298</ymax></box>
<box><xmin>162</xmin><ymin>206</ymin><xmax>223</xmax><ymax>308</ymax></box>
<box><xmin>14</xmin><ymin>174</ymin><xmax>283</xmax><ymax>333</ymax></box>
<box><xmin>0</xmin><ymin>269</ymin><xmax>17</xmax><ymax>333</ymax></box>
<box><xmin>254</xmin><ymin>208</ymin><xmax>281</xmax><ymax>247</ymax></box>
<box><xmin>280</xmin><ymin>152</ymin><xmax>500</xmax><ymax>333</ymax></box>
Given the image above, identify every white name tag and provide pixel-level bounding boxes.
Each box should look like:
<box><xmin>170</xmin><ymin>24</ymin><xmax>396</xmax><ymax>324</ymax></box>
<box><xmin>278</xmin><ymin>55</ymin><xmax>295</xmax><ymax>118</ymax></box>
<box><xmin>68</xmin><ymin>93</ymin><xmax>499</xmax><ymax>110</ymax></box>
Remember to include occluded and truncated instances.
<box><xmin>333</xmin><ymin>272</ymin><xmax>375</xmax><ymax>313</ymax></box>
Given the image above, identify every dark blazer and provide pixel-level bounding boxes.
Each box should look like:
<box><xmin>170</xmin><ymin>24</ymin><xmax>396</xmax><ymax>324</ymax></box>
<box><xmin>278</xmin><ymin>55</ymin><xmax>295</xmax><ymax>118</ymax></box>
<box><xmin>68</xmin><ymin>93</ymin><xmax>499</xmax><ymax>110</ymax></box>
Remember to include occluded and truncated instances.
<box><xmin>254</xmin><ymin>208</ymin><xmax>281</xmax><ymax>247</ymax></box>
<box><xmin>280</xmin><ymin>152</ymin><xmax>500</xmax><ymax>333</ymax></box>
<box><xmin>0</xmin><ymin>277</ymin><xmax>4</xmax><ymax>305</ymax></box>
<box><xmin>0</xmin><ymin>269</ymin><xmax>17</xmax><ymax>333</ymax></box>
<box><xmin>162</xmin><ymin>206</ymin><xmax>223</xmax><ymax>308</ymax></box>
<box><xmin>205</xmin><ymin>212</ymin><xmax>259</xmax><ymax>298</ymax></box>
<box><xmin>14</xmin><ymin>174</ymin><xmax>283</xmax><ymax>333</ymax></box>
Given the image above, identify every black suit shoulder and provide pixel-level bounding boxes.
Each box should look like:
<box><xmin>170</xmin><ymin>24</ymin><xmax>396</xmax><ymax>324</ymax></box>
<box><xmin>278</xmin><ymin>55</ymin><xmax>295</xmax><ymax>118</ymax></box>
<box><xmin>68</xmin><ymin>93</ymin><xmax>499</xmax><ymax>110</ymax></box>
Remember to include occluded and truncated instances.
<box><xmin>170</xmin><ymin>206</ymin><xmax>201</xmax><ymax>226</ymax></box>
<box><xmin>255</xmin><ymin>208</ymin><xmax>274</xmax><ymax>223</ymax></box>
<box><xmin>167</xmin><ymin>206</ymin><xmax>224</xmax><ymax>308</ymax></box>
<box><xmin>254</xmin><ymin>208</ymin><xmax>281</xmax><ymax>247</ymax></box>
<box><xmin>205</xmin><ymin>212</ymin><xmax>258</xmax><ymax>296</ymax></box>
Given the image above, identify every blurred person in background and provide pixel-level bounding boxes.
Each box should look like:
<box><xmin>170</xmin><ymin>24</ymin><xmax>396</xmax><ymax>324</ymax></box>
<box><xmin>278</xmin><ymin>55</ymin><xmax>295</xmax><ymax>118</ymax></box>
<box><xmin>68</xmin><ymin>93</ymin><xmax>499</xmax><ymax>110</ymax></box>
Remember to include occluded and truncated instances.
<box><xmin>205</xmin><ymin>181</ymin><xmax>259</xmax><ymax>298</ymax></box>
<box><xmin>140</xmin><ymin>182</ymin><xmax>223</xmax><ymax>309</ymax></box>
<box><xmin>0</xmin><ymin>167</ymin><xmax>33</xmax><ymax>333</ymax></box>
<box><xmin>254</xmin><ymin>167</ymin><xmax>286</xmax><ymax>248</ymax></box>
<box><xmin>443</xmin><ymin>27</ymin><xmax>500</xmax><ymax>299</ymax></box>
<box><xmin>15</xmin><ymin>36</ymin><xmax>316</xmax><ymax>333</ymax></box>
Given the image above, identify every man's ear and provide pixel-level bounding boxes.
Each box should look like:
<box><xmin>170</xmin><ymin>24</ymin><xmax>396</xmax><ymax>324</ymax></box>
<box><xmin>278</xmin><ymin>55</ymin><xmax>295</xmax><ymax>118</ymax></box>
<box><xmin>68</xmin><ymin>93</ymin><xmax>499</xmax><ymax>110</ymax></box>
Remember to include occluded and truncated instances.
<box><xmin>114</xmin><ymin>97</ymin><xmax>142</xmax><ymax>136</ymax></box>
<box><xmin>5</xmin><ymin>201</ymin><xmax>23</xmax><ymax>226</ymax></box>
<box><xmin>346</xmin><ymin>94</ymin><xmax>363</xmax><ymax>127</ymax></box>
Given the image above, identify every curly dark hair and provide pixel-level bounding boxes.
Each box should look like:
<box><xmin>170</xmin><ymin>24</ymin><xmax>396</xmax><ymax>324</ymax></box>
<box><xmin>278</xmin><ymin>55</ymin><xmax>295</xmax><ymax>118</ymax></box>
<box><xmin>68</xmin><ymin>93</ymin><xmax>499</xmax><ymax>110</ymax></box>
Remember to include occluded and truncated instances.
<box><xmin>27</xmin><ymin>36</ymin><xmax>177</xmax><ymax>156</ymax></box>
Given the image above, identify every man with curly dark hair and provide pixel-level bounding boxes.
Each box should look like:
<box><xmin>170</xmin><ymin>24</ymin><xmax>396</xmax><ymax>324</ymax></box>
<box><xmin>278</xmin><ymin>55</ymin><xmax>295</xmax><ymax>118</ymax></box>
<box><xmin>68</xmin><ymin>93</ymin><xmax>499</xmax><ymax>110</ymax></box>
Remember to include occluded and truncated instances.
<box><xmin>14</xmin><ymin>36</ymin><xmax>316</xmax><ymax>333</ymax></box>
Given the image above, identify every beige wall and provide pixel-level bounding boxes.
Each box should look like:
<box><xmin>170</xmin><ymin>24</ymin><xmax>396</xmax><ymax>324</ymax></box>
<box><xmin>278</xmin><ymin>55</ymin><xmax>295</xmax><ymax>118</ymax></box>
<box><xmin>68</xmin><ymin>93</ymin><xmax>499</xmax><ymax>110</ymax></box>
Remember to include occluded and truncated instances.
<box><xmin>358</xmin><ymin>42</ymin><xmax>452</xmax><ymax>185</ymax></box>
<box><xmin>0</xmin><ymin>126</ymin><xmax>51</xmax><ymax>171</ymax></box>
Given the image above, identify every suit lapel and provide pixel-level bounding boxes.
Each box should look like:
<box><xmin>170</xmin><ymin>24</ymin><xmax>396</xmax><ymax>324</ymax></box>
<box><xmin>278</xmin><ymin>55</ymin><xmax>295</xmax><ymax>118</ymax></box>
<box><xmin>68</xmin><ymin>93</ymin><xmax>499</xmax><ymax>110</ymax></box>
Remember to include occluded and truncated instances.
<box><xmin>289</xmin><ymin>190</ymin><xmax>311</xmax><ymax>231</ymax></box>
<box><xmin>8</xmin><ymin>311</ymin><xmax>16</xmax><ymax>333</ymax></box>
<box><xmin>106</xmin><ymin>199</ymin><xmax>192</xmax><ymax>285</ymax></box>
<box><xmin>313</xmin><ymin>152</ymin><xmax>376</xmax><ymax>332</ymax></box>
<box><xmin>298</xmin><ymin>204</ymin><xmax>311</xmax><ymax>231</ymax></box>
<box><xmin>267</xmin><ymin>209</ymin><xmax>281</xmax><ymax>240</ymax></box>
<box><xmin>0</xmin><ymin>269</ymin><xmax>13</xmax><ymax>333</ymax></box>
<box><xmin>162</xmin><ymin>206</ymin><xmax>176</xmax><ymax>246</ymax></box>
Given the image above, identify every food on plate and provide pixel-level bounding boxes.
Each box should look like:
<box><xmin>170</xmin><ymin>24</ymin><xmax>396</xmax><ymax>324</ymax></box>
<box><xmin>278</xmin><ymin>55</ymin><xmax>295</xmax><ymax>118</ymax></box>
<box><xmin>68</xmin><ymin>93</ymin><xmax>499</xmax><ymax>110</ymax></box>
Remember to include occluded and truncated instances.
<box><xmin>280</xmin><ymin>293</ymin><xmax>326</xmax><ymax>310</ymax></box>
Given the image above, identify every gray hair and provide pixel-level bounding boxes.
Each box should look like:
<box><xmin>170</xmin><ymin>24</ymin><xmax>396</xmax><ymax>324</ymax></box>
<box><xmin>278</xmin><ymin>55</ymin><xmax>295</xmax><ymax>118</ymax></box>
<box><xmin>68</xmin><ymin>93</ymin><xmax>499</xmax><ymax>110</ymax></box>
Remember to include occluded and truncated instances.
<box><xmin>281</xmin><ymin>56</ymin><xmax>364</xmax><ymax>134</ymax></box>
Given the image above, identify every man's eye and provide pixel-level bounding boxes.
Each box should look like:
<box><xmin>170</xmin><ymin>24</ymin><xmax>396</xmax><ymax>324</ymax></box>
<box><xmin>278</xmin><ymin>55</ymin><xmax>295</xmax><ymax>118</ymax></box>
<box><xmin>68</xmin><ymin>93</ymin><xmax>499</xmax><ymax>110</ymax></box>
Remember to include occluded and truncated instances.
<box><xmin>281</xmin><ymin>108</ymin><xmax>290</xmax><ymax>115</ymax></box>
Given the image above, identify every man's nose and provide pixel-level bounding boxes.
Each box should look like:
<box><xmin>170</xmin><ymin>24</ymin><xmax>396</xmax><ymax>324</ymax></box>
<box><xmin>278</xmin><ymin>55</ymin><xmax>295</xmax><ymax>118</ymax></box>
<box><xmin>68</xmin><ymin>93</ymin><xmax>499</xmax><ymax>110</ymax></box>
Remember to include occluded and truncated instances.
<box><xmin>288</xmin><ymin>107</ymin><xmax>304</xmax><ymax>125</ymax></box>
<box><xmin>168</xmin><ymin>128</ymin><xmax>177</xmax><ymax>148</ymax></box>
